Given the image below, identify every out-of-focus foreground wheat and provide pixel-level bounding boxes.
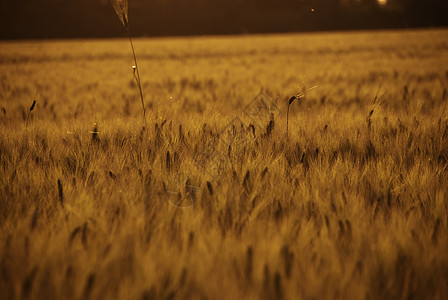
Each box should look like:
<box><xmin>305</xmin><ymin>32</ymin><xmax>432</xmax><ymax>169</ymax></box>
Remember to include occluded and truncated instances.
<box><xmin>0</xmin><ymin>29</ymin><xmax>448</xmax><ymax>299</ymax></box>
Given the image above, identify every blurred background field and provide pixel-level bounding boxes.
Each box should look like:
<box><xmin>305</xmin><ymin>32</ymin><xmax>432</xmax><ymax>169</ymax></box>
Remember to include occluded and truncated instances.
<box><xmin>1</xmin><ymin>29</ymin><xmax>448</xmax><ymax>299</ymax></box>
<box><xmin>1</xmin><ymin>29</ymin><xmax>447</xmax><ymax>122</ymax></box>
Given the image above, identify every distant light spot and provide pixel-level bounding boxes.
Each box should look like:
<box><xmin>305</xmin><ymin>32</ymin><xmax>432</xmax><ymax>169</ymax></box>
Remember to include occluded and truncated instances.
<box><xmin>377</xmin><ymin>0</ymin><xmax>387</xmax><ymax>5</ymax></box>
<box><xmin>311</xmin><ymin>8</ymin><xmax>315</xmax><ymax>12</ymax></box>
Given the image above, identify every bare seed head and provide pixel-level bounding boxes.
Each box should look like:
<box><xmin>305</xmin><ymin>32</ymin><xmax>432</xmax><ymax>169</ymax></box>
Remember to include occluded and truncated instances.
<box><xmin>110</xmin><ymin>0</ymin><xmax>129</xmax><ymax>29</ymax></box>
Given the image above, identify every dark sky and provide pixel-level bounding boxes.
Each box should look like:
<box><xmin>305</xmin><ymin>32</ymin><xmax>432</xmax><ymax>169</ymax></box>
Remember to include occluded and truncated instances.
<box><xmin>0</xmin><ymin>0</ymin><xmax>447</xmax><ymax>39</ymax></box>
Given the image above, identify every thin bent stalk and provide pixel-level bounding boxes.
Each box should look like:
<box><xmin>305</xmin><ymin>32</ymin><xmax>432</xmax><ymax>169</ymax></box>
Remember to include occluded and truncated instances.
<box><xmin>127</xmin><ymin>28</ymin><xmax>146</xmax><ymax>118</ymax></box>
<box><xmin>286</xmin><ymin>85</ymin><xmax>317</xmax><ymax>137</ymax></box>
<box><xmin>110</xmin><ymin>0</ymin><xmax>146</xmax><ymax>118</ymax></box>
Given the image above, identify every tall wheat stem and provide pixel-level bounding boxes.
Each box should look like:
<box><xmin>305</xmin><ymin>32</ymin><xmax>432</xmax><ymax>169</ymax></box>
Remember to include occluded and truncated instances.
<box><xmin>110</xmin><ymin>0</ymin><xmax>146</xmax><ymax>118</ymax></box>
<box><xmin>127</xmin><ymin>27</ymin><xmax>146</xmax><ymax>118</ymax></box>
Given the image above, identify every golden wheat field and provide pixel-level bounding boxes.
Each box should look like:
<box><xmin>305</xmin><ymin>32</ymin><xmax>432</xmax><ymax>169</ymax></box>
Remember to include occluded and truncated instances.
<box><xmin>1</xmin><ymin>29</ymin><xmax>448</xmax><ymax>300</ymax></box>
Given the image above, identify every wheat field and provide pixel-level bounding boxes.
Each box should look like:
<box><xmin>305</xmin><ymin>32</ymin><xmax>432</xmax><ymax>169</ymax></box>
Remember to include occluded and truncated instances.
<box><xmin>1</xmin><ymin>29</ymin><xmax>448</xmax><ymax>299</ymax></box>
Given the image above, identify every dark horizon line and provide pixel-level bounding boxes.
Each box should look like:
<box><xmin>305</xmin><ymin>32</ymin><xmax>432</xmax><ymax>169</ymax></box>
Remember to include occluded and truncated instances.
<box><xmin>2</xmin><ymin>25</ymin><xmax>447</xmax><ymax>42</ymax></box>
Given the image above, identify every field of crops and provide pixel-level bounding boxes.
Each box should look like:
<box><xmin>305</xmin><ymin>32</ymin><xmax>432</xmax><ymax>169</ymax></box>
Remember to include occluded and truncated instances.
<box><xmin>1</xmin><ymin>29</ymin><xmax>448</xmax><ymax>299</ymax></box>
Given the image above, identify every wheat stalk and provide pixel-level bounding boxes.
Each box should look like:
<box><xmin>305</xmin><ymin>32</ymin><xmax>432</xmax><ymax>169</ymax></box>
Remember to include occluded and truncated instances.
<box><xmin>286</xmin><ymin>85</ymin><xmax>317</xmax><ymax>137</ymax></box>
<box><xmin>110</xmin><ymin>0</ymin><xmax>146</xmax><ymax>118</ymax></box>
